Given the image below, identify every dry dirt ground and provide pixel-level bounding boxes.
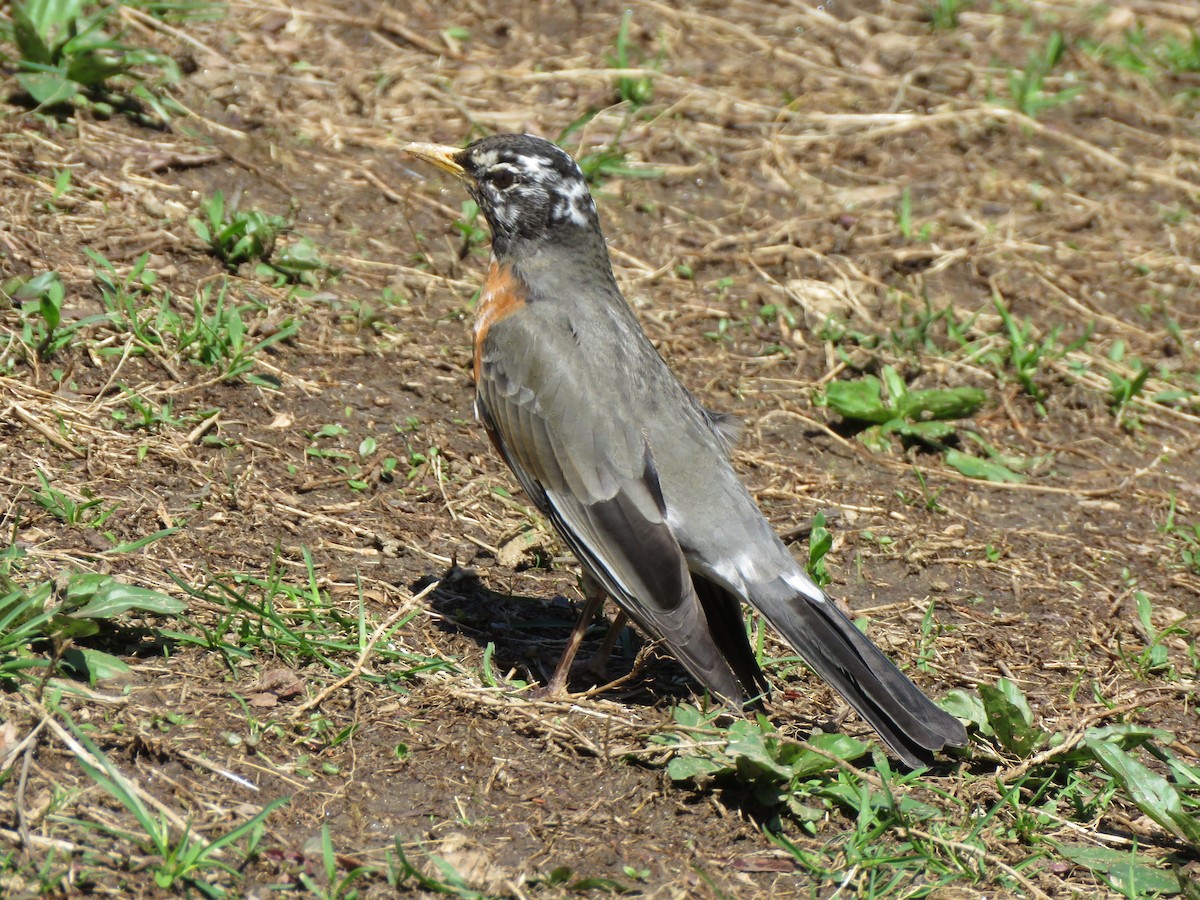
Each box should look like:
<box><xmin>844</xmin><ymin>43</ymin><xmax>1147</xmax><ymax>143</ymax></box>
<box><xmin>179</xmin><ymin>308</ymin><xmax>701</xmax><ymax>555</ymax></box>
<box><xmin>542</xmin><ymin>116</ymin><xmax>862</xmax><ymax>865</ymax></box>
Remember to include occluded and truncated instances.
<box><xmin>1</xmin><ymin>0</ymin><xmax>1199</xmax><ymax>897</ymax></box>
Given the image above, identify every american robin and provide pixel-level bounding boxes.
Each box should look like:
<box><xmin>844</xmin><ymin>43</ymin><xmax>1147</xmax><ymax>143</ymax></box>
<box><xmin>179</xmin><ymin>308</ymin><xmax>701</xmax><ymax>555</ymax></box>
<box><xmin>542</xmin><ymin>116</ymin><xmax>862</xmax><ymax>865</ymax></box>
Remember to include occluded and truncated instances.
<box><xmin>405</xmin><ymin>134</ymin><xmax>967</xmax><ymax>766</ymax></box>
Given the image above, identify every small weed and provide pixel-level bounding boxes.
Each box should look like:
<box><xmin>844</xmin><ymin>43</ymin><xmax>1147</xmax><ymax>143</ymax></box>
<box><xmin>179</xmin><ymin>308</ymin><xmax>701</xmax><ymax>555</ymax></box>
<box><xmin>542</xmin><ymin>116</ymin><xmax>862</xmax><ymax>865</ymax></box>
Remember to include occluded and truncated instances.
<box><xmin>805</xmin><ymin>512</ymin><xmax>833</xmax><ymax>588</ymax></box>
<box><xmin>945</xmin><ymin>431</ymin><xmax>1047</xmax><ymax>484</ymax></box>
<box><xmin>0</xmin><ymin>553</ymin><xmax>184</xmax><ymax>686</ymax></box>
<box><xmin>1157</xmin><ymin>28</ymin><xmax>1200</xmax><ymax>74</ymax></box>
<box><xmin>2</xmin><ymin>270</ymin><xmax>71</xmax><ymax>360</ymax></box>
<box><xmin>818</xmin><ymin>364</ymin><xmax>986</xmax><ymax>451</ymax></box>
<box><xmin>190</xmin><ymin>193</ymin><xmax>334</xmax><ymax>284</ymax></box>
<box><xmin>1000</xmin><ymin>32</ymin><xmax>1085</xmax><ymax>118</ymax></box>
<box><xmin>88</xmin><ymin>248</ymin><xmax>179</xmax><ymax>356</ymax></box>
<box><xmin>164</xmin><ymin>550</ymin><xmax>451</xmax><ymax>684</ymax></box>
<box><xmin>451</xmin><ymin>200</ymin><xmax>488</xmax><ymax>257</ymax></box>
<box><xmin>575</xmin><ymin>140</ymin><xmax>661</xmax><ymax>186</ymax></box>
<box><xmin>1104</xmin><ymin>343</ymin><xmax>1151</xmax><ymax>428</ymax></box>
<box><xmin>190</xmin><ymin>191</ymin><xmax>287</xmax><ymax>269</ymax></box>
<box><xmin>57</xmin><ymin>706</ymin><xmax>286</xmax><ymax>894</ymax></box>
<box><xmin>2</xmin><ymin>0</ymin><xmax>181</xmax><ymax>121</ymax></box>
<box><xmin>50</xmin><ymin>167</ymin><xmax>73</xmax><ymax>201</ymax></box>
<box><xmin>949</xmin><ymin>679</ymin><xmax>1200</xmax><ymax>852</ymax></box>
<box><xmin>702</xmin><ymin>315</ymin><xmax>731</xmax><ymax>345</ymax></box>
<box><xmin>304</xmin><ymin>427</ymin><xmax>396</xmax><ymax>491</ymax></box>
<box><xmin>925</xmin><ymin>0</ymin><xmax>970</xmax><ymax>31</ymax></box>
<box><xmin>299</xmin><ymin>825</ymin><xmax>376</xmax><ymax>899</ymax></box>
<box><xmin>661</xmin><ymin>681</ymin><xmax>1198</xmax><ymax>894</ymax></box>
<box><xmin>1087</xmin><ymin>26</ymin><xmax>1200</xmax><ymax>78</ymax></box>
<box><xmin>1121</xmin><ymin>591</ymin><xmax>1191</xmax><ymax>680</ymax></box>
<box><xmin>657</xmin><ymin>704</ymin><xmax>873</xmax><ymax>817</ymax></box>
<box><xmin>700</xmin><ymin>297</ymin><xmax>799</xmax><ymax>356</ymax></box>
<box><xmin>271</xmin><ymin>235</ymin><xmax>337</xmax><ymax>286</ymax></box>
<box><xmin>606</xmin><ymin>11</ymin><xmax>655</xmax><ymax>108</ymax></box>
<box><xmin>441</xmin><ymin>25</ymin><xmax>470</xmax><ymax>50</ymax></box>
<box><xmin>123</xmin><ymin>0</ymin><xmax>226</xmax><ymax>24</ymax></box>
<box><xmin>821</xmin><ymin>298</ymin><xmax>974</xmax><ymax>362</ymax></box>
<box><xmin>896</xmin><ymin>186</ymin><xmax>933</xmax><ymax>241</ymax></box>
<box><xmin>558</xmin><ymin>113</ymin><xmax>662</xmax><ymax>187</ymax></box>
<box><xmin>906</xmin><ymin>465</ymin><xmax>945</xmax><ymax>512</ymax></box>
<box><xmin>818</xmin><ymin>367</ymin><xmax>1037</xmax><ymax>482</ymax></box>
<box><xmin>30</xmin><ymin>470</ymin><xmax>118</xmax><ymax>527</ymax></box>
<box><xmin>915</xmin><ymin>601</ymin><xmax>945</xmax><ymax>671</ymax></box>
<box><xmin>88</xmin><ymin>252</ymin><xmax>297</xmax><ymax>383</ymax></box>
<box><xmin>181</xmin><ymin>283</ymin><xmax>298</xmax><ymax>383</ymax></box>
<box><xmin>984</xmin><ymin>295</ymin><xmax>1092</xmax><ymax>413</ymax></box>
<box><xmin>95</xmin><ymin>248</ymin><xmax>298</xmax><ymax>383</ymax></box>
<box><xmin>111</xmin><ymin>385</ymin><xmax>183</xmax><ymax>431</ymax></box>
<box><xmin>388</xmin><ymin>839</ymin><xmax>490</xmax><ymax>897</ymax></box>
<box><xmin>1161</xmin><ymin>495</ymin><xmax>1200</xmax><ymax>575</ymax></box>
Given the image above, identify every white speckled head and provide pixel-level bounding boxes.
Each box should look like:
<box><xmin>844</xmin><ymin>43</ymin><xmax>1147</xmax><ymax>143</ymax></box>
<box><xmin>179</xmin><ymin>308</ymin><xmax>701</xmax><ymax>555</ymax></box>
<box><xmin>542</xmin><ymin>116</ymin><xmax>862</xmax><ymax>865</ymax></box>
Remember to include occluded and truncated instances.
<box><xmin>450</xmin><ymin>134</ymin><xmax>601</xmax><ymax>254</ymax></box>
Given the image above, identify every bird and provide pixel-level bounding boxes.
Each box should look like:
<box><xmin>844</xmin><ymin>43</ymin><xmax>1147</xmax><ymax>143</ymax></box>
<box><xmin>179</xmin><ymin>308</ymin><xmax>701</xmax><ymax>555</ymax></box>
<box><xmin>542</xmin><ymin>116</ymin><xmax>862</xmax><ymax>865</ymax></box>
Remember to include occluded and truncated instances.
<box><xmin>404</xmin><ymin>133</ymin><xmax>967</xmax><ymax>767</ymax></box>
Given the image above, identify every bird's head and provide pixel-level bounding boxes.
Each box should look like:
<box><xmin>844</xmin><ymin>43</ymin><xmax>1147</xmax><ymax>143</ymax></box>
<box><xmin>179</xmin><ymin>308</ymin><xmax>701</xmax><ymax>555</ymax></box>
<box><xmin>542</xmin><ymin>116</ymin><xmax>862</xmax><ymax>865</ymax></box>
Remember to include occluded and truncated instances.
<box><xmin>405</xmin><ymin>133</ymin><xmax>599</xmax><ymax>256</ymax></box>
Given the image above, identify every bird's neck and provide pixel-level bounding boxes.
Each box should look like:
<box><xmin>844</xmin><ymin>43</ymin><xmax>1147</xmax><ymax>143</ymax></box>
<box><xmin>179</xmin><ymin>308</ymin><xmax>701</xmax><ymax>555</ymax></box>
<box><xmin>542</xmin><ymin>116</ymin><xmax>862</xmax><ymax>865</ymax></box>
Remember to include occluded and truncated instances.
<box><xmin>496</xmin><ymin>237</ymin><xmax>620</xmax><ymax>303</ymax></box>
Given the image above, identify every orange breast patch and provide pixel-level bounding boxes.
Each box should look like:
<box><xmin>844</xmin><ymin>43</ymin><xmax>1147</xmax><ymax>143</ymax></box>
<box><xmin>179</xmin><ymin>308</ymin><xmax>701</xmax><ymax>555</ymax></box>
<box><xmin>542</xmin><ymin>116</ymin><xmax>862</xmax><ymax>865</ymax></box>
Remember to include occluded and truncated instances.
<box><xmin>474</xmin><ymin>260</ymin><xmax>527</xmax><ymax>381</ymax></box>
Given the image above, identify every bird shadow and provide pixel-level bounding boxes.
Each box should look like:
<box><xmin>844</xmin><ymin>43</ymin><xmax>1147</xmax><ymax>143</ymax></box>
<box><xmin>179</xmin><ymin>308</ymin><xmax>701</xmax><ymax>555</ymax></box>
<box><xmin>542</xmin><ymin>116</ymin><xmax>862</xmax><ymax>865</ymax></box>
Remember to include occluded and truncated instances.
<box><xmin>413</xmin><ymin>566</ymin><xmax>701</xmax><ymax>705</ymax></box>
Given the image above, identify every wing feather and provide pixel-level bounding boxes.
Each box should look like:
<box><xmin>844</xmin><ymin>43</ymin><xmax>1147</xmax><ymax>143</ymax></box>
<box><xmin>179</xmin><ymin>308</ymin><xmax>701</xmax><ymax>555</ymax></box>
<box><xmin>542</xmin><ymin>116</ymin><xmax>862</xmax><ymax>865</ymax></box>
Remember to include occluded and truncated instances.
<box><xmin>475</xmin><ymin>303</ymin><xmax>745</xmax><ymax>702</ymax></box>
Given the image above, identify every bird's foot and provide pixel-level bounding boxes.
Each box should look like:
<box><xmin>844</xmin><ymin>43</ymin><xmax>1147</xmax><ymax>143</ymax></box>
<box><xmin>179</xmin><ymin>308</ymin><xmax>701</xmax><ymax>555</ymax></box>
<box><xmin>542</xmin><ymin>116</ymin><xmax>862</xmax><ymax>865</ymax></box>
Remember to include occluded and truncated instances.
<box><xmin>528</xmin><ymin>660</ymin><xmax>639</xmax><ymax>703</ymax></box>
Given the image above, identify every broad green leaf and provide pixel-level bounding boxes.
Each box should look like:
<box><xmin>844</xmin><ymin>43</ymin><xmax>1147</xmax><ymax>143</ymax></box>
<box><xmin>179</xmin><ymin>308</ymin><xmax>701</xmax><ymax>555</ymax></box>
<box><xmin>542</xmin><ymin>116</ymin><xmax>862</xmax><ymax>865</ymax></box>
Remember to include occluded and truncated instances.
<box><xmin>275</xmin><ymin>237</ymin><xmax>325</xmax><ymax>272</ymax></box>
<box><xmin>38</xmin><ymin>281</ymin><xmax>62</xmax><ymax>331</ymax></box>
<box><xmin>903</xmin><ymin>386</ymin><xmax>987</xmax><ymax>420</ymax></box>
<box><xmin>824</xmin><ymin>376</ymin><xmax>891</xmax><ymax>423</ymax></box>
<box><xmin>940</xmin><ymin>689</ymin><xmax>990</xmax><ymax>734</ymax></box>
<box><xmin>806</xmin><ymin>512</ymin><xmax>832</xmax><ymax>587</ymax></box>
<box><xmin>789</xmin><ymin>733</ymin><xmax>869</xmax><ymax>777</ymax></box>
<box><xmin>728</xmin><ymin>720</ymin><xmax>793</xmax><ymax>782</ymax></box>
<box><xmin>65</xmin><ymin>574</ymin><xmax>185</xmax><ymax>619</ymax></box>
<box><xmin>66</xmin><ymin>49</ymin><xmax>129</xmax><ymax>86</ymax></box>
<box><xmin>858</xmin><ymin>425</ymin><xmax>894</xmax><ymax>453</ymax></box>
<box><xmin>10</xmin><ymin>271</ymin><xmax>64</xmax><ymax>302</ymax></box>
<box><xmin>16</xmin><ymin>71</ymin><xmax>79</xmax><ymax>105</ymax></box>
<box><xmin>945</xmin><ymin>449</ymin><xmax>1027</xmax><ymax>483</ymax></box>
<box><xmin>64</xmin><ymin>647</ymin><xmax>130</xmax><ymax>684</ymax></box>
<box><xmin>1164</xmin><ymin>751</ymin><xmax>1200</xmax><ymax>790</ymax></box>
<box><xmin>671</xmin><ymin>705</ymin><xmax>699</xmax><ymax>728</ymax></box>
<box><xmin>880</xmin><ymin>365</ymin><xmax>908</xmax><ymax>407</ymax></box>
<box><xmin>896</xmin><ymin>420</ymin><xmax>957</xmax><ymax>441</ymax></box>
<box><xmin>1087</xmin><ymin>739</ymin><xmax>1200</xmax><ymax>847</ymax></box>
<box><xmin>1056</xmin><ymin>843</ymin><xmax>1182</xmax><ymax>896</ymax></box>
<box><xmin>980</xmin><ymin>679</ymin><xmax>1044</xmax><ymax>757</ymax></box>
<box><xmin>187</xmin><ymin>216</ymin><xmax>211</xmax><ymax>243</ymax></box>
<box><xmin>667</xmin><ymin>756</ymin><xmax>726</xmax><ymax>781</ymax></box>
<box><xmin>1083</xmin><ymin>723</ymin><xmax>1173</xmax><ymax>751</ymax></box>
<box><xmin>994</xmin><ymin>677</ymin><xmax>1035</xmax><ymax>720</ymax></box>
<box><xmin>49</xmin><ymin>614</ymin><xmax>101</xmax><ymax>640</ymax></box>
<box><xmin>12</xmin><ymin>3</ymin><xmax>53</xmax><ymax>64</ymax></box>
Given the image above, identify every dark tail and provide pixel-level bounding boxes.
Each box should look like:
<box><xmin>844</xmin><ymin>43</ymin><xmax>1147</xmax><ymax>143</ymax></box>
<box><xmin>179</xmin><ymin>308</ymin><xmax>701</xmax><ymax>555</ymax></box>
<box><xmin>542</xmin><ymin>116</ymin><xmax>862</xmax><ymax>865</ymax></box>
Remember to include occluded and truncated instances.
<box><xmin>750</xmin><ymin>575</ymin><xmax>967</xmax><ymax>768</ymax></box>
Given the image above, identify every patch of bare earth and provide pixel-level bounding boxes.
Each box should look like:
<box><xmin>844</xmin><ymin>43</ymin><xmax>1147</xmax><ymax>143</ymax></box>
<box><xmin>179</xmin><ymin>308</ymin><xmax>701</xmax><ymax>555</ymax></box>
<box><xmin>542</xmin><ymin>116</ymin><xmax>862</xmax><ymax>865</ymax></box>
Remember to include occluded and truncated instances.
<box><xmin>1</xmin><ymin>0</ymin><xmax>1198</xmax><ymax>896</ymax></box>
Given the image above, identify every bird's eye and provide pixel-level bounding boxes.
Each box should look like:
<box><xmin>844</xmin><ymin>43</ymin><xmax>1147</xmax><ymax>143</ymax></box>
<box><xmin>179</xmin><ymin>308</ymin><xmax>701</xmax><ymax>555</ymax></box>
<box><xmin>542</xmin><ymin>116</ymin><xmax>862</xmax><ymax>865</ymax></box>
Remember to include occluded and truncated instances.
<box><xmin>490</xmin><ymin>169</ymin><xmax>519</xmax><ymax>190</ymax></box>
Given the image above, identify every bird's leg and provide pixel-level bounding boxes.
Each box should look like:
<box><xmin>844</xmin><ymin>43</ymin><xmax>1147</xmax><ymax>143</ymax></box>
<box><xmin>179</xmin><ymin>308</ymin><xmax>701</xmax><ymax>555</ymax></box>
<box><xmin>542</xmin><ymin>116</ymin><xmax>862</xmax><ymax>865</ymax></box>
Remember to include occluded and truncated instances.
<box><xmin>574</xmin><ymin>570</ymin><xmax>628</xmax><ymax>683</ymax></box>
<box><xmin>537</xmin><ymin>574</ymin><xmax>635</xmax><ymax>698</ymax></box>
<box><xmin>578</xmin><ymin>609</ymin><xmax>628</xmax><ymax>682</ymax></box>
<box><xmin>536</xmin><ymin>574</ymin><xmax>607</xmax><ymax>699</ymax></box>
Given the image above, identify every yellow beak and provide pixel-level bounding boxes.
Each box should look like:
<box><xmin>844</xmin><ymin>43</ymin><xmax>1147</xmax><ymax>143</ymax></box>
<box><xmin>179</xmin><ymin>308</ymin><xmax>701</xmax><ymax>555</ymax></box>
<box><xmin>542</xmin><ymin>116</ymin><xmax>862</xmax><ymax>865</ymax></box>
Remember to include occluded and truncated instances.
<box><xmin>403</xmin><ymin>142</ymin><xmax>469</xmax><ymax>181</ymax></box>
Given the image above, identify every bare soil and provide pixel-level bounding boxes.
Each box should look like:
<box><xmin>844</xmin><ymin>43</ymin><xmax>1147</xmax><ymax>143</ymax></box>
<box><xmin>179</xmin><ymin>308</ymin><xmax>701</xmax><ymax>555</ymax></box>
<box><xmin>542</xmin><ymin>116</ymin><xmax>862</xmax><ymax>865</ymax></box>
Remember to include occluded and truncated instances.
<box><xmin>1</xmin><ymin>0</ymin><xmax>1199</xmax><ymax>896</ymax></box>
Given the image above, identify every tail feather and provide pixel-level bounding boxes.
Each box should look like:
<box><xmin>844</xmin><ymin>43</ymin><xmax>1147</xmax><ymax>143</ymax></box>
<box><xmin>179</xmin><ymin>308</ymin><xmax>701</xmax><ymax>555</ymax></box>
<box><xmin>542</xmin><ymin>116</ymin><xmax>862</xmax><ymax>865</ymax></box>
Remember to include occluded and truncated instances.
<box><xmin>750</xmin><ymin>577</ymin><xmax>967</xmax><ymax>768</ymax></box>
<box><xmin>692</xmin><ymin>573</ymin><xmax>770</xmax><ymax>701</ymax></box>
